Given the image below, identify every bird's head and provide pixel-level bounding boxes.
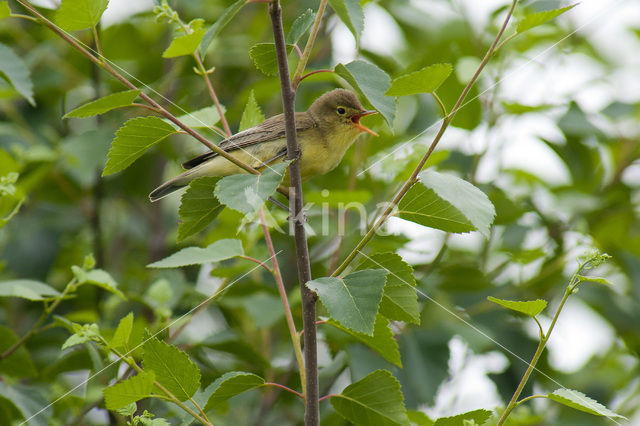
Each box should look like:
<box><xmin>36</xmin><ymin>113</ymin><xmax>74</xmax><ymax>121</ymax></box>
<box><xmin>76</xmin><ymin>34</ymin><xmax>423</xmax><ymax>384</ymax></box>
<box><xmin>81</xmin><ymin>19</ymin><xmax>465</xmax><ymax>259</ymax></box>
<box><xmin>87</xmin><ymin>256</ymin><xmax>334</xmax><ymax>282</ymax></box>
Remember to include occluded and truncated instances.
<box><xmin>308</xmin><ymin>89</ymin><xmax>378</xmax><ymax>137</ymax></box>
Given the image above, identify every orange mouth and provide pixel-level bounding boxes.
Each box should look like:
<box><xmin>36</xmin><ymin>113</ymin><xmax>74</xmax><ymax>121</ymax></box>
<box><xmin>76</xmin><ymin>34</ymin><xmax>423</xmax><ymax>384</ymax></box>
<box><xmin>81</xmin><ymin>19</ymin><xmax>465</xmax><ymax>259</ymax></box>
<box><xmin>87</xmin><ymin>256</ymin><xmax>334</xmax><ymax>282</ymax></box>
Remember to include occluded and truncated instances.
<box><xmin>351</xmin><ymin>110</ymin><xmax>378</xmax><ymax>136</ymax></box>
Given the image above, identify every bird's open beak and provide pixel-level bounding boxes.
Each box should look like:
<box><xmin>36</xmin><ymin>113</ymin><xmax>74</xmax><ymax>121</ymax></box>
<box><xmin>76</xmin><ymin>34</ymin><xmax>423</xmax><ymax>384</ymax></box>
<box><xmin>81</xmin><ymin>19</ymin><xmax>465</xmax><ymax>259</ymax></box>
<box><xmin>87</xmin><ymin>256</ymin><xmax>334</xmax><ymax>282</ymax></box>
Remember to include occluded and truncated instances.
<box><xmin>351</xmin><ymin>110</ymin><xmax>378</xmax><ymax>136</ymax></box>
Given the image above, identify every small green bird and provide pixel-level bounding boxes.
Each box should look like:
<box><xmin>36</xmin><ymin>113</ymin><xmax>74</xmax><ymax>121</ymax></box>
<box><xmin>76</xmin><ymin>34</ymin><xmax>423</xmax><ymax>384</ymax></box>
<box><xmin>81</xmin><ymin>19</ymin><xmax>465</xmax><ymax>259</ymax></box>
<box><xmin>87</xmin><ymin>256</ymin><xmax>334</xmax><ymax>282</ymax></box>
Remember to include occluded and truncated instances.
<box><xmin>149</xmin><ymin>89</ymin><xmax>377</xmax><ymax>202</ymax></box>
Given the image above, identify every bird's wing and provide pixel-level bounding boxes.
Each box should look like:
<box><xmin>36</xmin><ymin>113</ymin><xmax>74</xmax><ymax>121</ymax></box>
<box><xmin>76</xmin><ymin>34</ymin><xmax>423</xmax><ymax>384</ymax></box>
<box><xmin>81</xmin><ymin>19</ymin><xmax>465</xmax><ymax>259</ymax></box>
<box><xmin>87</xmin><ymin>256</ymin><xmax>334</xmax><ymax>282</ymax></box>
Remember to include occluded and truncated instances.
<box><xmin>181</xmin><ymin>112</ymin><xmax>316</xmax><ymax>170</ymax></box>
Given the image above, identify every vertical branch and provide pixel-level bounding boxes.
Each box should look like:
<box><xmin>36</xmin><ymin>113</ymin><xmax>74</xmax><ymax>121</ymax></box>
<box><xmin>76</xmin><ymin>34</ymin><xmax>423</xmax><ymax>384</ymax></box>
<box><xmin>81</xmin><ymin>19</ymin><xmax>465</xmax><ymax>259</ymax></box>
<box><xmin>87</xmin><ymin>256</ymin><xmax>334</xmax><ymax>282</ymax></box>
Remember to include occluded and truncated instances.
<box><xmin>268</xmin><ymin>1</ymin><xmax>319</xmax><ymax>425</ymax></box>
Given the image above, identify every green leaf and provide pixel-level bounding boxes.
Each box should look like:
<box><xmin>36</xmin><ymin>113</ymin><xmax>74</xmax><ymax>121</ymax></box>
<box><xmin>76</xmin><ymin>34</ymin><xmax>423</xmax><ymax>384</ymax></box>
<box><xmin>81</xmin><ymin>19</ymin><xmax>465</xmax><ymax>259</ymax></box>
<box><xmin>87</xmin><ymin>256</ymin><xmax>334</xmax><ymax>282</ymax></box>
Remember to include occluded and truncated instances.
<box><xmin>487</xmin><ymin>297</ymin><xmax>547</xmax><ymax>317</ymax></box>
<box><xmin>239</xmin><ymin>90</ymin><xmax>264</xmax><ymax>132</ymax></box>
<box><xmin>398</xmin><ymin>170</ymin><xmax>495</xmax><ymax>238</ymax></box>
<box><xmin>0</xmin><ymin>279</ymin><xmax>61</xmax><ymax>301</ymax></box>
<box><xmin>516</xmin><ymin>4</ymin><xmax>578</xmax><ymax>33</ymax></box>
<box><xmin>0</xmin><ymin>382</ymin><xmax>51</xmax><ymax>426</ymax></box>
<box><xmin>81</xmin><ymin>269</ymin><xmax>126</xmax><ymax>300</ymax></box>
<box><xmin>0</xmin><ymin>42</ymin><xmax>35</xmax><ymax>105</ymax></box>
<box><xmin>306</xmin><ymin>269</ymin><xmax>387</xmax><ymax>335</ymax></box>
<box><xmin>199</xmin><ymin>0</ymin><xmax>248</xmax><ymax>57</ymax></box>
<box><xmin>177</xmin><ymin>177</ymin><xmax>224</xmax><ymax>242</ymax></box>
<box><xmin>64</xmin><ymin>90</ymin><xmax>140</xmax><ymax>118</ymax></box>
<box><xmin>110</xmin><ymin>312</ymin><xmax>134</xmax><ymax>351</ymax></box>
<box><xmin>576</xmin><ymin>275</ymin><xmax>614</xmax><ymax>286</ymax></box>
<box><xmin>104</xmin><ymin>371</ymin><xmax>155</xmax><ymax>410</ymax></box>
<box><xmin>143</xmin><ymin>338</ymin><xmax>201</xmax><ymax>401</ymax></box>
<box><xmin>215</xmin><ymin>162</ymin><xmax>288</xmax><ymax>216</ymax></box>
<box><xmin>331</xmin><ymin>370</ymin><xmax>410</xmax><ymax>426</ymax></box>
<box><xmin>328</xmin><ymin>0</ymin><xmax>364</xmax><ymax>42</ymax></box>
<box><xmin>329</xmin><ymin>314</ymin><xmax>402</xmax><ymax>367</ymax></box>
<box><xmin>163</xmin><ymin>28</ymin><xmax>206</xmax><ymax>58</ymax></box>
<box><xmin>286</xmin><ymin>9</ymin><xmax>315</xmax><ymax>45</ymax></box>
<box><xmin>55</xmin><ymin>0</ymin><xmax>109</xmax><ymax>31</ymax></box>
<box><xmin>408</xmin><ymin>411</ymin><xmax>434</xmax><ymax>425</ymax></box>
<box><xmin>103</xmin><ymin>116</ymin><xmax>177</xmax><ymax>176</ymax></box>
<box><xmin>501</xmin><ymin>101</ymin><xmax>553</xmax><ymax>114</ymax></box>
<box><xmin>249</xmin><ymin>43</ymin><xmax>295</xmax><ymax>76</ymax></box>
<box><xmin>0</xmin><ymin>326</ymin><xmax>37</xmax><ymax>378</ymax></box>
<box><xmin>0</xmin><ymin>2</ymin><xmax>11</xmax><ymax>21</ymax></box>
<box><xmin>174</xmin><ymin>105</ymin><xmax>225</xmax><ymax>128</ymax></box>
<box><xmin>334</xmin><ymin>60</ymin><xmax>395</xmax><ymax>127</ymax></box>
<box><xmin>548</xmin><ymin>388</ymin><xmax>626</xmax><ymax>418</ymax></box>
<box><xmin>386</xmin><ymin>63</ymin><xmax>453</xmax><ymax>96</ymax></box>
<box><xmin>115</xmin><ymin>403</ymin><xmax>137</xmax><ymax>417</ymax></box>
<box><xmin>148</xmin><ymin>239</ymin><xmax>244</xmax><ymax>268</ymax></box>
<box><xmin>62</xmin><ymin>323</ymin><xmax>101</xmax><ymax>350</ymax></box>
<box><xmin>433</xmin><ymin>409</ymin><xmax>492</xmax><ymax>425</ymax></box>
<box><xmin>204</xmin><ymin>371</ymin><xmax>265</xmax><ymax>411</ymax></box>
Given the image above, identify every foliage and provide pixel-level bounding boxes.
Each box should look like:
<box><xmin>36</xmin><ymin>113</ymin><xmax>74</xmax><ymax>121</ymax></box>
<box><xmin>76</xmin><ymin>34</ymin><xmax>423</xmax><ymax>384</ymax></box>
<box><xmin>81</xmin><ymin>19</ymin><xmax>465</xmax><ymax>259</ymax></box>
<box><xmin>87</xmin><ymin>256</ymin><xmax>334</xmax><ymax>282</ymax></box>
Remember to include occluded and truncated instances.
<box><xmin>0</xmin><ymin>0</ymin><xmax>638</xmax><ymax>425</ymax></box>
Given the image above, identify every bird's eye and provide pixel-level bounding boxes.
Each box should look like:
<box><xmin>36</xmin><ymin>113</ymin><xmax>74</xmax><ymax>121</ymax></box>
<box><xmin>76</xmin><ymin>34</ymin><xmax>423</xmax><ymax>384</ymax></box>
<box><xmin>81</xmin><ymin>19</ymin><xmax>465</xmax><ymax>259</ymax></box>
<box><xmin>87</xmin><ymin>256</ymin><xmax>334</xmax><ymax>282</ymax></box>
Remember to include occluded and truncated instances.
<box><xmin>337</xmin><ymin>107</ymin><xmax>346</xmax><ymax>115</ymax></box>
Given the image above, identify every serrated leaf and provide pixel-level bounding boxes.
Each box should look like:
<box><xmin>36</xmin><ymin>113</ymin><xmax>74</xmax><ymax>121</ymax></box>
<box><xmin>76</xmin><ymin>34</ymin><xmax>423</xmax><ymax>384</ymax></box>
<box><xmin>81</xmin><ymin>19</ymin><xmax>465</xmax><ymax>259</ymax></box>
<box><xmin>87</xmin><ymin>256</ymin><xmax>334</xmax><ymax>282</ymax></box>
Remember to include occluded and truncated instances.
<box><xmin>177</xmin><ymin>177</ymin><xmax>224</xmax><ymax>241</ymax></box>
<box><xmin>55</xmin><ymin>0</ymin><xmax>109</xmax><ymax>31</ymax></box>
<box><xmin>328</xmin><ymin>0</ymin><xmax>364</xmax><ymax>42</ymax></box>
<box><xmin>249</xmin><ymin>43</ymin><xmax>294</xmax><ymax>76</ymax></box>
<box><xmin>0</xmin><ymin>42</ymin><xmax>35</xmax><ymax>105</ymax></box>
<box><xmin>239</xmin><ymin>90</ymin><xmax>264</xmax><ymax>132</ymax></box>
<box><xmin>357</xmin><ymin>252</ymin><xmax>419</xmax><ymax>324</ymax></box>
<box><xmin>148</xmin><ymin>239</ymin><xmax>244</xmax><ymax>268</ymax></box>
<box><xmin>398</xmin><ymin>170</ymin><xmax>495</xmax><ymax>238</ymax></box>
<box><xmin>0</xmin><ymin>326</ymin><xmax>37</xmax><ymax>378</ymax></box>
<box><xmin>62</xmin><ymin>323</ymin><xmax>101</xmax><ymax>350</ymax></box>
<box><xmin>331</xmin><ymin>370</ymin><xmax>410</xmax><ymax>426</ymax></box>
<box><xmin>548</xmin><ymin>388</ymin><xmax>626</xmax><ymax>418</ymax></box>
<box><xmin>82</xmin><ymin>269</ymin><xmax>126</xmax><ymax>299</ymax></box>
<box><xmin>334</xmin><ymin>60</ymin><xmax>395</xmax><ymax>127</ymax></box>
<box><xmin>215</xmin><ymin>162</ymin><xmax>288</xmax><ymax>215</ymax></box>
<box><xmin>115</xmin><ymin>402</ymin><xmax>137</xmax><ymax>417</ymax></box>
<box><xmin>286</xmin><ymin>9</ymin><xmax>315</xmax><ymax>45</ymax></box>
<box><xmin>516</xmin><ymin>4</ymin><xmax>577</xmax><ymax>33</ymax></box>
<box><xmin>199</xmin><ymin>0</ymin><xmax>248</xmax><ymax>57</ymax></box>
<box><xmin>0</xmin><ymin>2</ymin><xmax>11</xmax><ymax>20</ymax></box>
<box><xmin>64</xmin><ymin>90</ymin><xmax>140</xmax><ymax>118</ymax></box>
<box><xmin>487</xmin><ymin>297</ymin><xmax>547</xmax><ymax>317</ymax></box>
<box><xmin>174</xmin><ymin>105</ymin><xmax>225</xmax><ymax>129</ymax></box>
<box><xmin>104</xmin><ymin>371</ymin><xmax>155</xmax><ymax>410</ymax></box>
<box><xmin>110</xmin><ymin>312</ymin><xmax>134</xmax><ymax>350</ymax></box>
<box><xmin>329</xmin><ymin>314</ymin><xmax>402</xmax><ymax>367</ymax></box>
<box><xmin>204</xmin><ymin>371</ymin><xmax>265</xmax><ymax>411</ymax></box>
<box><xmin>576</xmin><ymin>275</ymin><xmax>613</xmax><ymax>286</ymax></box>
<box><xmin>433</xmin><ymin>409</ymin><xmax>492</xmax><ymax>425</ymax></box>
<box><xmin>386</xmin><ymin>63</ymin><xmax>452</xmax><ymax>96</ymax></box>
<box><xmin>0</xmin><ymin>279</ymin><xmax>61</xmax><ymax>301</ymax></box>
<box><xmin>103</xmin><ymin>117</ymin><xmax>177</xmax><ymax>176</ymax></box>
<box><xmin>143</xmin><ymin>338</ymin><xmax>201</xmax><ymax>401</ymax></box>
<box><xmin>163</xmin><ymin>28</ymin><xmax>206</xmax><ymax>58</ymax></box>
<box><xmin>306</xmin><ymin>269</ymin><xmax>387</xmax><ymax>335</ymax></box>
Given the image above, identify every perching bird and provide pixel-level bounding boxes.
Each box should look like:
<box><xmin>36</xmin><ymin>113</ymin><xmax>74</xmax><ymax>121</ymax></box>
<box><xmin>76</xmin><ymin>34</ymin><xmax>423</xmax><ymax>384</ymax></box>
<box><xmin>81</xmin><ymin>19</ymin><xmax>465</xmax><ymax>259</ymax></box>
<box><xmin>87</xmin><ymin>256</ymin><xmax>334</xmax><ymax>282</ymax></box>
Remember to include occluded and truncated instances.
<box><xmin>149</xmin><ymin>88</ymin><xmax>377</xmax><ymax>202</ymax></box>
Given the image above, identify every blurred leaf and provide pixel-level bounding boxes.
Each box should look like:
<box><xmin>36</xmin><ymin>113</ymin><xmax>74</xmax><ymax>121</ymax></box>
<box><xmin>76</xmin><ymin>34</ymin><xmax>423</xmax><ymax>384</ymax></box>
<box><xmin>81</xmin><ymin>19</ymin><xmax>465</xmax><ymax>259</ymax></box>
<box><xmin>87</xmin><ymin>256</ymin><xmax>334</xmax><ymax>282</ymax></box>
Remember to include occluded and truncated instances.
<box><xmin>398</xmin><ymin>170</ymin><xmax>495</xmax><ymax>238</ymax></box>
<box><xmin>143</xmin><ymin>338</ymin><xmax>201</xmax><ymax>401</ymax></box>
<box><xmin>0</xmin><ymin>42</ymin><xmax>34</xmax><ymax>105</ymax></box>
<box><xmin>215</xmin><ymin>162</ymin><xmax>289</xmax><ymax>215</ymax></box>
<box><xmin>59</xmin><ymin>129</ymin><xmax>112</xmax><ymax>188</ymax></box>
<box><xmin>328</xmin><ymin>0</ymin><xmax>364</xmax><ymax>42</ymax></box>
<box><xmin>64</xmin><ymin>90</ymin><xmax>140</xmax><ymax>118</ymax></box>
<box><xmin>0</xmin><ymin>326</ymin><xmax>37</xmax><ymax>378</ymax></box>
<box><xmin>386</xmin><ymin>63</ymin><xmax>452</xmax><ymax>96</ymax></box>
<box><xmin>103</xmin><ymin>117</ymin><xmax>177</xmax><ymax>176</ymax></box>
<box><xmin>178</xmin><ymin>177</ymin><xmax>224</xmax><ymax>242</ymax></box>
<box><xmin>110</xmin><ymin>312</ymin><xmax>134</xmax><ymax>351</ymax></box>
<box><xmin>0</xmin><ymin>2</ymin><xmax>10</xmax><ymax>20</ymax></box>
<box><xmin>329</xmin><ymin>314</ymin><xmax>402</xmax><ymax>367</ymax></box>
<box><xmin>334</xmin><ymin>60</ymin><xmax>396</xmax><ymax>127</ymax></box>
<box><xmin>433</xmin><ymin>409</ymin><xmax>492</xmax><ymax>425</ymax></box>
<box><xmin>487</xmin><ymin>297</ymin><xmax>547</xmax><ymax>317</ymax></box>
<box><xmin>356</xmin><ymin>252</ymin><xmax>419</xmax><ymax>324</ymax></box>
<box><xmin>286</xmin><ymin>9</ymin><xmax>315</xmax><ymax>45</ymax></box>
<box><xmin>305</xmin><ymin>189</ymin><xmax>372</xmax><ymax>207</ymax></box>
<box><xmin>306</xmin><ymin>269</ymin><xmax>387</xmax><ymax>335</ymax></box>
<box><xmin>148</xmin><ymin>239</ymin><xmax>244</xmax><ymax>268</ymax></box>
<box><xmin>408</xmin><ymin>411</ymin><xmax>433</xmax><ymax>425</ymax></box>
<box><xmin>239</xmin><ymin>90</ymin><xmax>264</xmax><ymax>131</ymax></box>
<box><xmin>0</xmin><ymin>279</ymin><xmax>61</xmax><ymax>301</ymax></box>
<box><xmin>249</xmin><ymin>43</ymin><xmax>294</xmax><ymax>76</ymax></box>
<box><xmin>548</xmin><ymin>388</ymin><xmax>626</xmax><ymax>418</ymax></box>
<box><xmin>103</xmin><ymin>371</ymin><xmax>155</xmax><ymax>410</ymax></box>
<box><xmin>55</xmin><ymin>0</ymin><xmax>108</xmax><ymax>31</ymax></box>
<box><xmin>243</xmin><ymin>292</ymin><xmax>284</xmax><ymax>328</ymax></box>
<box><xmin>517</xmin><ymin>4</ymin><xmax>578</xmax><ymax>33</ymax></box>
<box><xmin>576</xmin><ymin>275</ymin><xmax>613</xmax><ymax>287</ymax></box>
<box><xmin>199</xmin><ymin>0</ymin><xmax>248</xmax><ymax>57</ymax></box>
<box><xmin>163</xmin><ymin>29</ymin><xmax>205</xmax><ymax>58</ymax></box>
<box><xmin>330</xmin><ymin>369</ymin><xmax>410</xmax><ymax>426</ymax></box>
<box><xmin>501</xmin><ymin>101</ymin><xmax>553</xmax><ymax>115</ymax></box>
<box><xmin>174</xmin><ymin>105</ymin><xmax>225</xmax><ymax>128</ymax></box>
<box><xmin>0</xmin><ymin>383</ymin><xmax>50</xmax><ymax>426</ymax></box>
<box><xmin>204</xmin><ymin>371</ymin><xmax>265</xmax><ymax>411</ymax></box>
<box><xmin>82</xmin><ymin>269</ymin><xmax>126</xmax><ymax>300</ymax></box>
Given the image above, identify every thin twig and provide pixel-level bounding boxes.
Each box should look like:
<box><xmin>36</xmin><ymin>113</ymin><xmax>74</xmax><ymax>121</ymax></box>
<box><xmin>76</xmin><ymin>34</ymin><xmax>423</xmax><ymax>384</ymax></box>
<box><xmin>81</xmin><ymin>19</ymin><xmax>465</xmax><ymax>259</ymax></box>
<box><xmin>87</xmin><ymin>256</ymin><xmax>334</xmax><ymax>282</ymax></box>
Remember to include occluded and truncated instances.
<box><xmin>292</xmin><ymin>0</ymin><xmax>329</xmax><ymax>88</ymax></box>
<box><xmin>264</xmin><ymin>382</ymin><xmax>304</xmax><ymax>398</ymax></box>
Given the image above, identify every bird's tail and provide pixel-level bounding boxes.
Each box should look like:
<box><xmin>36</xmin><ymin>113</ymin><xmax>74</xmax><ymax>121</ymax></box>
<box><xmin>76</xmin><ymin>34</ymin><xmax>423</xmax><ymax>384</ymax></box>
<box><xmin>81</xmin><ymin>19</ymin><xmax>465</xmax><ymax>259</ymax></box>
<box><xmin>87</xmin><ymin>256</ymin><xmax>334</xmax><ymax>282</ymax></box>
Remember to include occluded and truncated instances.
<box><xmin>149</xmin><ymin>169</ymin><xmax>196</xmax><ymax>202</ymax></box>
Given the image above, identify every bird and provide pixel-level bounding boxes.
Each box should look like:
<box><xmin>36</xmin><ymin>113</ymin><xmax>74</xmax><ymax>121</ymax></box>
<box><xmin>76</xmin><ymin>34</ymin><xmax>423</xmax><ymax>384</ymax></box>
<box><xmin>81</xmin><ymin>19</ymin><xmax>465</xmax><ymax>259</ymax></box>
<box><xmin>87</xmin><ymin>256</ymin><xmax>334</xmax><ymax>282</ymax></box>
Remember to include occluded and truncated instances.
<box><xmin>149</xmin><ymin>88</ymin><xmax>377</xmax><ymax>202</ymax></box>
